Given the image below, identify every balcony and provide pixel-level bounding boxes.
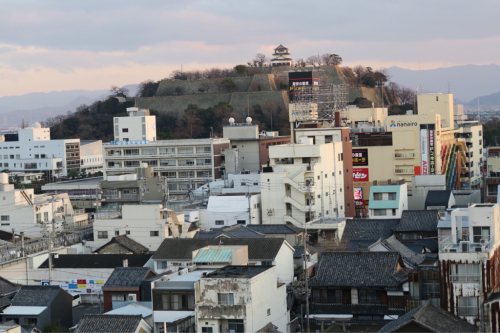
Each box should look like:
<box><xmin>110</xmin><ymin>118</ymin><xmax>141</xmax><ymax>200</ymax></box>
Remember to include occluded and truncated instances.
<box><xmin>102</xmin><ymin>194</ymin><xmax>140</xmax><ymax>201</ymax></box>
<box><xmin>394</xmin><ymin>152</ymin><xmax>415</xmax><ymax>159</ymax></box>
<box><xmin>439</xmin><ymin>236</ymin><xmax>492</xmax><ymax>254</ymax></box>
<box><xmin>196</xmin><ymin>304</ymin><xmax>248</xmax><ymax>319</ymax></box>
<box><xmin>395</xmin><ymin>168</ymin><xmax>414</xmax><ymax>175</ymax></box>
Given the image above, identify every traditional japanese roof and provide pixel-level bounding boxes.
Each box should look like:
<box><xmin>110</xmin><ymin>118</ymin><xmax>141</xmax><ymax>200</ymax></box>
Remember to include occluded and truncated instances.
<box><xmin>38</xmin><ymin>254</ymin><xmax>152</xmax><ymax>269</ymax></box>
<box><xmin>11</xmin><ymin>286</ymin><xmax>62</xmax><ymax>307</ymax></box>
<box><xmin>74</xmin><ymin>314</ymin><xmax>145</xmax><ymax>333</ymax></box>
<box><xmin>347</xmin><ymin>240</ymin><xmax>376</xmax><ymax>252</ymax></box>
<box><xmin>194</xmin><ymin>225</ymin><xmax>264</xmax><ymax>239</ymax></box>
<box><xmin>293</xmin><ymin>245</ymin><xmax>317</xmax><ymax>258</ymax></box>
<box><xmin>393</xmin><ymin>210</ymin><xmax>439</xmax><ymax>232</ymax></box>
<box><xmin>340</xmin><ymin>219</ymin><xmax>400</xmax><ymax>241</ymax></box>
<box><xmin>205</xmin><ymin>265</ymin><xmax>272</xmax><ymax>279</ymax></box>
<box><xmin>0</xmin><ymin>276</ymin><xmax>18</xmax><ymax>297</ymax></box>
<box><xmin>378</xmin><ymin>236</ymin><xmax>426</xmax><ymax>267</ymax></box>
<box><xmin>274</xmin><ymin>44</ymin><xmax>288</xmax><ymax>51</ymax></box>
<box><xmin>425</xmin><ymin>190</ymin><xmax>453</xmax><ymax>209</ymax></box>
<box><xmin>309</xmin><ymin>252</ymin><xmax>407</xmax><ymax>288</ymax></box>
<box><xmin>103</xmin><ymin>267</ymin><xmax>155</xmax><ymax>288</ymax></box>
<box><xmin>256</xmin><ymin>322</ymin><xmax>282</xmax><ymax>333</ymax></box>
<box><xmin>247</xmin><ymin>224</ymin><xmax>302</xmax><ymax>234</ymax></box>
<box><xmin>378</xmin><ymin>300</ymin><xmax>476</xmax><ymax>333</ymax></box>
<box><xmin>93</xmin><ymin>235</ymin><xmax>149</xmax><ymax>254</ymax></box>
<box><xmin>153</xmin><ymin>238</ymin><xmax>287</xmax><ymax>261</ymax></box>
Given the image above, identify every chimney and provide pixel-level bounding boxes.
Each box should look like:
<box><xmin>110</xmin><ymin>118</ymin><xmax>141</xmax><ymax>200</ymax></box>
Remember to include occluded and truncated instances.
<box><xmin>123</xmin><ymin>259</ymin><xmax>128</xmax><ymax>267</ymax></box>
<box><xmin>334</xmin><ymin>111</ymin><xmax>341</xmax><ymax>127</ymax></box>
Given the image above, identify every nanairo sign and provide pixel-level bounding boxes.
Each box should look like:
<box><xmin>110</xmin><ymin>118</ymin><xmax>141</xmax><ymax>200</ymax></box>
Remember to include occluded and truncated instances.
<box><xmin>388</xmin><ymin>119</ymin><xmax>418</xmax><ymax>128</ymax></box>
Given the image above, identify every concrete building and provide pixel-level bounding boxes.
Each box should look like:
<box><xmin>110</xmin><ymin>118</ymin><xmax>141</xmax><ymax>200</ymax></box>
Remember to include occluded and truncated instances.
<box><xmin>198</xmin><ymin>193</ymin><xmax>261</xmax><ymax>228</ymax></box>
<box><xmin>222</xmin><ymin>120</ymin><xmax>290</xmax><ymax>174</ymax></box>
<box><xmin>114</xmin><ymin>107</ymin><xmax>156</xmax><ymax>142</ymax></box>
<box><xmin>368</xmin><ymin>182</ymin><xmax>408</xmax><ymax>219</ymax></box>
<box><xmin>9</xmin><ymin>172</ymin><xmax>43</xmax><ymax>184</ymax></box>
<box><xmin>409</xmin><ymin>175</ymin><xmax>447</xmax><ymax>210</ymax></box>
<box><xmin>42</xmin><ymin>177</ymin><xmax>102</xmax><ymax>212</ymax></box>
<box><xmin>0</xmin><ymin>124</ymin><xmax>102</xmax><ymax>177</ymax></box>
<box><xmin>456</xmin><ymin>121</ymin><xmax>483</xmax><ymax>189</ymax></box>
<box><xmin>439</xmin><ymin>203</ymin><xmax>499</xmax><ymax>327</ymax></box>
<box><xmin>195</xmin><ymin>266</ymin><xmax>289</xmax><ymax>333</ymax></box>
<box><xmin>0</xmin><ymin>173</ymin><xmax>88</xmax><ymax>236</ymax></box>
<box><xmin>260</xmin><ymin>140</ymin><xmax>345</xmax><ymax>227</ymax></box>
<box><xmin>271</xmin><ymin>44</ymin><xmax>292</xmax><ymax>67</ymax></box>
<box><xmin>91</xmin><ymin>205</ymin><xmax>195</xmax><ymax>251</ymax></box>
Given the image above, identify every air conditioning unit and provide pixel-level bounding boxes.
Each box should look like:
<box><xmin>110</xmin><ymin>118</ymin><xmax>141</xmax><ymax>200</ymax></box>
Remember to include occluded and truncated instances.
<box><xmin>128</xmin><ymin>294</ymin><xmax>137</xmax><ymax>302</ymax></box>
<box><xmin>474</xmin><ymin>247</ymin><xmax>482</xmax><ymax>253</ymax></box>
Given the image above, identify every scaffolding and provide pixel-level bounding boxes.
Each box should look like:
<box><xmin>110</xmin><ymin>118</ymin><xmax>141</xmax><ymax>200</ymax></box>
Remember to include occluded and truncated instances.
<box><xmin>291</xmin><ymin>84</ymin><xmax>349</xmax><ymax>122</ymax></box>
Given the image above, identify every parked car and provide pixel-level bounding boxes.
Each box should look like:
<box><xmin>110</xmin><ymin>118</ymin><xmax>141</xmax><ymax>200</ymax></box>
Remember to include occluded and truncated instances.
<box><xmin>72</xmin><ymin>294</ymin><xmax>81</xmax><ymax>307</ymax></box>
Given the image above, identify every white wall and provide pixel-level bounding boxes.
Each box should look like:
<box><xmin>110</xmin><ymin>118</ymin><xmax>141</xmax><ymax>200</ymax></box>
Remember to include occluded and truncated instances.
<box><xmin>198</xmin><ymin>194</ymin><xmax>261</xmax><ymax>228</ymax></box>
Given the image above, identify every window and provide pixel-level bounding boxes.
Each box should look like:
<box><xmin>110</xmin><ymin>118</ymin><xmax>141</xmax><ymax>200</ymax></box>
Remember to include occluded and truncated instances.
<box><xmin>0</xmin><ymin>216</ymin><xmax>9</xmax><ymax>221</ymax></box>
<box><xmin>9</xmin><ymin>155</ymin><xmax>13</xmax><ymax>159</ymax></box>
<box><xmin>41</xmin><ymin>154</ymin><xmax>46</xmax><ymax>158</ymax></box>
<box><xmin>358</xmin><ymin>289</ymin><xmax>381</xmax><ymax>304</ymax></box>
<box><xmin>178</xmin><ymin>159</ymin><xmax>194</xmax><ymax>166</ymax></box>
<box><xmin>196</xmin><ymin>147</ymin><xmax>211</xmax><ymax>153</ymax></box>
<box><xmin>373</xmin><ymin>209</ymin><xmax>386</xmax><ymax>216</ymax></box>
<box><xmin>122</xmin><ymin>128</ymin><xmax>129</xmax><ymax>133</ymax></box>
<box><xmin>111</xmin><ymin>294</ymin><xmax>126</xmax><ymax>301</ymax></box>
<box><xmin>150</xmin><ymin>231</ymin><xmax>159</xmax><ymax>237</ymax></box>
<box><xmin>160</xmin><ymin>159</ymin><xmax>176</xmax><ymax>166</ymax></box>
<box><xmin>178</xmin><ymin>147</ymin><xmax>193</xmax><ymax>154</ymax></box>
<box><xmin>388</xmin><ymin>192</ymin><xmax>396</xmax><ymax>200</ymax></box>
<box><xmin>262</xmin><ymin>261</ymin><xmax>273</xmax><ymax>266</ymax></box>
<box><xmin>451</xmin><ymin>264</ymin><xmax>480</xmax><ymax>282</ymax></box>
<box><xmin>458</xmin><ymin>297</ymin><xmax>478</xmax><ymax>316</ymax></box>
<box><xmin>157</xmin><ymin>261</ymin><xmax>168</xmax><ymax>269</ymax></box>
<box><xmin>215</xmin><ymin>220</ymin><xmax>224</xmax><ymax>225</ymax></box>
<box><xmin>312</xmin><ymin>288</ymin><xmax>342</xmax><ymax>303</ymax></box>
<box><xmin>142</xmin><ymin>148</ymin><xmax>157</xmax><ymax>155</ymax></box>
<box><xmin>202</xmin><ymin>328</ymin><xmax>213</xmax><ymax>333</ymax></box>
<box><xmin>218</xmin><ymin>293</ymin><xmax>234</xmax><ymax>305</ymax></box>
<box><xmin>23</xmin><ymin>318</ymin><xmax>37</xmax><ymax>325</ymax></box>
<box><xmin>267</xmin><ymin>309</ymin><xmax>271</xmax><ymax>316</ymax></box>
<box><xmin>115</xmin><ymin>230</ymin><xmax>119</xmax><ymax>236</ymax></box>
<box><xmin>237</xmin><ymin>220</ymin><xmax>246</xmax><ymax>225</ymax></box>
<box><xmin>160</xmin><ymin>147</ymin><xmax>175</xmax><ymax>154</ymax></box>
<box><xmin>196</xmin><ymin>158</ymin><xmax>212</xmax><ymax>165</ymax></box>
<box><xmin>124</xmin><ymin>149</ymin><xmax>139</xmax><ymax>156</ymax></box>
<box><xmin>473</xmin><ymin>226</ymin><xmax>490</xmax><ymax>243</ymax></box>
<box><xmin>373</xmin><ymin>193</ymin><xmax>383</xmax><ymax>200</ymax></box>
<box><xmin>36</xmin><ymin>213</ymin><xmax>41</xmax><ymax>223</ymax></box>
<box><xmin>154</xmin><ymin>291</ymin><xmax>195</xmax><ymax>310</ymax></box>
<box><xmin>98</xmin><ymin>231</ymin><xmax>108</xmax><ymax>239</ymax></box>
<box><xmin>392</xmin><ymin>209</ymin><xmax>397</xmax><ymax>216</ymax></box>
<box><xmin>126</xmin><ymin>230</ymin><xmax>130</xmax><ymax>235</ymax></box>
<box><xmin>178</xmin><ymin>171</ymin><xmax>194</xmax><ymax>178</ymax></box>
<box><xmin>325</xmin><ymin>135</ymin><xmax>333</xmax><ymax>143</ymax></box>
<box><xmin>402</xmin><ymin>233</ymin><xmax>418</xmax><ymax>240</ymax></box>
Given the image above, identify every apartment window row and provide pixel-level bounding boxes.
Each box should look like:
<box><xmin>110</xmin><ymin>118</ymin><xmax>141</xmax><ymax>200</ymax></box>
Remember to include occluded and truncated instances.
<box><xmin>373</xmin><ymin>192</ymin><xmax>396</xmax><ymax>200</ymax></box>
<box><xmin>153</xmin><ymin>291</ymin><xmax>195</xmax><ymax>310</ymax></box>
<box><xmin>160</xmin><ymin>171</ymin><xmax>212</xmax><ymax>178</ymax></box>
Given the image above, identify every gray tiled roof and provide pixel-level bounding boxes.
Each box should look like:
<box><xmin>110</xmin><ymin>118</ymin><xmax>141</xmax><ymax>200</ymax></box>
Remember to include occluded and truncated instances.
<box><xmin>256</xmin><ymin>322</ymin><xmax>282</xmax><ymax>333</ymax></box>
<box><xmin>393</xmin><ymin>210</ymin><xmax>439</xmax><ymax>232</ymax></box>
<box><xmin>341</xmin><ymin>219</ymin><xmax>400</xmax><ymax>241</ymax></box>
<box><xmin>94</xmin><ymin>235</ymin><xmax>148</xmax><ymax>254</ymax></box>
<box><xmin>104</xmin><ymin>267</ymin><xmax>154</xmax><ymax>288</ymax></box>
<box><xmin>381</xmin><ymin>236</ymin><xmax>426</xmax><ymax>266</ymax></box>
<box><xmin>309</xmin><ymin>252</ymin><xmax>407</xmax><ymax>288</ymax></box>
<box><xmin>347</xmin><ymin>240</ymin><xmax>376</xmax><ymax>251</ymax></box>
<box><xmin>152</xmin><ymin>238</ymin><xmax>286</xmax><ymax>260</ymax></box>
<box><xmin>293</xmin><ymin>245</ymin><xmax>317</xmax><ymax>258</ymax></box>
<box><xmin>0</xmin><ymin>276</ymin><xmax>18</xmax><ymax>297</ymax></box>
<box><xmin>74</xmin><ymin>314</ymin><xmax>143</xmax><ymax>333</ymax></box>
<box><xmin>194</xmin><ymin>225</ymin><xmax>264</xmax><ymax>239</ymax></box>
<box><xmin>378</xmin><ymin>300</ymin><xmax>476</xmax><ymax>332</ymax></box>
<box><xmin>425</xmin><ymin>190</ymin><xmax>452</xmax><ymax>209</ymax></box>
<box><xmin>11</xmin><ymin>286</ymin><xmax>61</xmax><ymax>307</ymax></box>
<box><xmin>39</xmin><ymin>254</ymin><xmax>152</xmax><ymax>269</ymax></box>
<box><xmin>246</xmin><ymin>224</ymin><xmax>302</xmax><ymax>234</ymax></box>
<box><xmin>0</xmin><ymin>297</ymin><xmax>12</xmax><ymax>308</ymax></box>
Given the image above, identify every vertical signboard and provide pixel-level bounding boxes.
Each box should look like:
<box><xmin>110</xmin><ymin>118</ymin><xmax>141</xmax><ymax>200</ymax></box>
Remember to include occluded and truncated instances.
<box><xmin>288</xmin><ymin>72</ymin><xmax>319</xmax><ymax>101</ymax></box>
<box><xmin>429</xmin><ymin>128</ymin><xmax>435</xmax><ymax>174</ymax></box>
<box><xmin>352</xmin><ymin>149</ymin><xmax>369</xmax><ymax>166</ymax></box>
<box><xmin>421</xmin><ymin>129</ymin><xmax>429</xmax><ymax>175</ymax></box>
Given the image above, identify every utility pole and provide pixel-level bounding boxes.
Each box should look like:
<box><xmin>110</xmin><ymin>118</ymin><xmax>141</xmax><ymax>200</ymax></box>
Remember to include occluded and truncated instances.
<box><xmin>246</xmin><ymin>184</ymin><xmax>252</xmax><ymax>224</ymax></box>
<box><xmin>304</xmin><ymin>184</ymin><xmax>311</xmax><ymax>333</ymax></box>
<box><xmin>48</xmin><ymin>226</ymin><xmax>52</xmax><ymax>285</ymax></box>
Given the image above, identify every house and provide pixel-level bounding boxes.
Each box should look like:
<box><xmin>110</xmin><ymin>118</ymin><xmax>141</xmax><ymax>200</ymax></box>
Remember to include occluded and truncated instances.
<box><xmin>102</xmin><ymin>267</ymin><xmax>156</xmax><ymax>312</ymax></box>
<box><xmin>308</xmin><ymin>252</ymin><xmax>409</xmax><ymax>326</ymax></box>
<box><xmin>246</xmin><ymin>224</ymin><xmax>304</xmax><ymax>246</ymax></box>
<box><xmin>36</xmin><ymin>254</ymin><xmax>152</xmax><ymax>303</ymax></box>
<box><xmin>425</xmin><ymin>190</ymin><xmax>455</xmax><ymax>210</ymax></box>
<box><xmin>93</xmin><ymin>235</ymin><xmax>149</xmax><ymax>254</ymax></box>
<box><xmin>1</xmin><ymin>286</ymin><xmax>72</xmax><ymax>331</ymax></box>
<box><xmin>392</xmin><ymin>210</ymin><xmax>440</xmax><ymax>242</ymax></box>
<box><xmin>152</xmin><ymin>238</ymin><xmax>295</xmax><ymax>285</ymax></box>
<box><xmin>378</xmin><ymin>300</ymin><xmax>475</xmax><ymax>333</ymax></box>
<box><xmin>74</xmin><ymin>314</ymin><xmax>152</xmax><ymax>333</ymax></box>
<box><xmin>104</xmin><ymin>303</ymin><xmax>153</xmax><ymax>327</ymax></box>
<box><xmin>337</xmin><ymin>219</ymin><xmax>400</xmax><ymax>251</ymax></box>
<box><xmin>368</xmin><ymin>183</ymin><xmax>408</xmax><ymax>219</ymax></box>
<box><xmin>369</xmin><ymin>235</ymin><xmax>425</xmax><ymax>269</ymax></box>
<box><xmin>198</xmin><ymin>193</ymin><xmax>262</xmax><ymax>228</ymax></box>
<box><xmin>196</xmin><ymin>266</ymin><xmax>289</xmax><ymax>333</ymax></box>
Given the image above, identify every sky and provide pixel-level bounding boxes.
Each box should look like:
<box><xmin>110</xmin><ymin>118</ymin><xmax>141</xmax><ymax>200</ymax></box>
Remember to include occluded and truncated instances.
<box><xmin>1</xmin><ymin>0</ymin><xmax>500</xmax><ymax>98</ymax></box>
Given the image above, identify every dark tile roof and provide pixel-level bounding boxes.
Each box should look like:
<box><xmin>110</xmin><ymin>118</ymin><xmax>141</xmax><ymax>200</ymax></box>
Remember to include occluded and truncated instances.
<box><xmin>378</xmin><ymin>301</ymin><xmax>476</xmax><ymax>333</ymax></box>
<box><xmin>11</xmin><ymin>286</ymin><xmax>62</xmax><ymax>307</ymax></box>
<box><xmin>416</xmin><ymin>239</ymin><xmax>439</xmax><ymax>252</ymax></box>
<box><xmin>309</xmin><ymin>252</ymin><xmax>407</xmax><ymax>288</ymax></box>
<box><xmin>0</xmin><ymin>297</ymin><xmax>12</xmax><ymax>308</ymax></box>
<box><xmin>194</xmin><ymin>225</ymin><xmax>264</xmax><ymax>239</ymax></box>
<box><xmin>341</xmin><ymin>220</ymin><xmax>400</xmax><ymax>242</ymax></box>
<box><xmin>347</xmin><ymin>240</ymin><xmax>376</xmax><ymax>252</ymax></box>
<box><xmin>293</xmin><ymin>245</ymin><xmax>317</xmax><ymax>258</ymax></box>
<box><xmin>152</xmin><ymin>238</ymin><xmax>287</xmax><ymax>260</ymax></box>
<box><xmin>247</xmin><ymin>224</ymin><xmax>302</xmax><ymax>234</ymax></box>
<box><xmin>401</xmin><ymin>242</ymin><xmax>425</xmax><ymax>254</ymax></box>
<box><xmin>393</xmin><ymin>210</ymin><xmax>439</xmax><ymax>232</ymax></box>
<box><xmin>74</xmin><ymin>314</ymin><xmax>143</xmax><ymax>333</ymax></box>
<box><xmin>380</xmin><ymin>236</ymin><xmax>426</xmax><ymax>267</ymax></box>
<box><xmin>256</xmin><ymin>322</ymin><xmax>282</xmax><ymax>333</ymax></box>
<box><xmin>194</xmin><ymin>229</ymin><xmax>224</xmax><ymax>238</ymax></box>
<box><xmin>94</xmin><ymin>235</ymin><xmax>148</xmax><ymax>254</ymax></box>
<box><xmin>205</xmin><ymin>265</ymin><xmax>272</xmax><ymax>279</ymax></box>
<box><xmin>38</xmin><ymin>254</ymin><xmax>151</xmax><ymax>269</ymax></box>
<box><xmin>425</xmin><ymin>190</ymin><xmax>452</xmax><ymax>209</ymax></box>
<box><xmin>0</xmin><ymin>276</ymin><xmax>18</xmax><ymax>297</ymax></box>
<box><xmin>104</xmin><ymin>267</ymin><xmax>155</xmax><ymax>288</ymax></box>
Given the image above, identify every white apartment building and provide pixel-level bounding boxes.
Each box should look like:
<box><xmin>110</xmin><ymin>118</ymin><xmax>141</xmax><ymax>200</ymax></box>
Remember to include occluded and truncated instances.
<box><xmin>0</xmin><ymin>173</ymin><xmax>88</xmax><ymax>237</ymax></box>
<box><xmin>260</xmin><ymin>139</ymin><xmax>345</xmax><ymax>227</ymax></box>
<box><xmin>196</xmin><ymin>265</ymin><xmax>289</xmax><ymax>333</ymax></box>
<box><xmin>91</xmin><ymin>204</ymin><xmax>194</xmax><ymax>251</ymax></box>
<box><xmin>439</xmin><ymin>203</ymin><xmax>500</xmax><ymax>328</ymax></box>
<box><xmin>0</xmin><ymin>124</ymin><xmax>102</xmax><ymax>177</ymax></box>
<box><xmin>456</xmin><ymin>121</ymin><xmax>483</xmax><ymax>189</ymax></box>
<box><xmin>114</xmin><ymin>107</ymin><xmax>156</xmax><ymax>142</ymax></box>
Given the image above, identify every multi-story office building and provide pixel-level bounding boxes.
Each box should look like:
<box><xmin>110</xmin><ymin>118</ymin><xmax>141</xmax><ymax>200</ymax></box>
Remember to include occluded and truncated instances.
<box><xmin>0</xmin><ymin>124</ymin><xmax>102</xmax><ymax>177</ymax></box>
<box><xmin>485</xmin><ymin>147</ymin><xmax>500</xmax><ymax>203</ymax></box>
<box><xmin>455</xmin><ymin>120</ymin><xmax>483</xmax><ymax>189</ymax></box>
<box><xmin>260</xmin><ymin>139</ymin><xmax>345</xmax><ymax>227</ymax></box>
<box><xmin>103</xmin><ymin>108</ymin><xmax>229</xmax><ymax>195</ymax></box>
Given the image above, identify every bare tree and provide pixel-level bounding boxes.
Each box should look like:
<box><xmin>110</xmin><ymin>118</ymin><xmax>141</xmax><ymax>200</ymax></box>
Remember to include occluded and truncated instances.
<box><xmin>397</xmin><ymin>86</ymin><xmax>416</xmax><ymax>104</ymax></box>
<box><xmin>306</xmin><ymin>55</ymin><xmax>321</xmax><ymax>66</ymax></box>
<box><xmin>352</xmin><ymin>65</ymin><xmax>367</xmax><ymax>86</ymax></box>
<box><xmin>321</xmin><ymin>53</ymin><xmax>343</xmax><ymax>66</ymax></box>
<box><xmin>294</xmin><ymin>58</ymin><xmax>306</xmax><ymax>67</ymax></box>
<box><xmin>109</xmin><ymin>85</ymin><xmax>129</xmax><ymax>98</ymax></box>
<box><xmin>254</xmin><ymin>53</ymin><xmax>267</xmax><ymax>67</ymax></box>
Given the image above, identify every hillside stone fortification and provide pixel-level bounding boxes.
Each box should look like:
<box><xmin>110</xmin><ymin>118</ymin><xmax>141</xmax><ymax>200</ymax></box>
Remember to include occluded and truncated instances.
<box><xmin>135</xmin><ymin>65</ymin><xmax>397</xmax><ymax>117</ymax></box>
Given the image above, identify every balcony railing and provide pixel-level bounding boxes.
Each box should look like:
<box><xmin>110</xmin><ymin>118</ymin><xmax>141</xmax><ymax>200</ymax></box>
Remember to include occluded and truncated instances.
<box><xmin>450</xmin><ymin>274</ymin><xmax>480</xmax><ymax>282</ymax></box>
<box><xmin>440</xmin><ymin>235</ymin><xmax>492</xmax><ymax>253</ymax></box>
<box><xmin>395</xmin><ymin>153</ymin><xmax>415</xmax><ymax>159</ymax></box>
<box><xmin>395</xmin><ymin>168</ymin><xmax>414</xmax><ymax>174</ymax></box>
<box><xmin>457</xmin><ymin>306</ymin><xmax>478</xmax><ymax>316</ymax></box>
<box><xmin>102</xmin><ymin>194</ymin><xmax>139</xmax><ymax>200</ymax></box>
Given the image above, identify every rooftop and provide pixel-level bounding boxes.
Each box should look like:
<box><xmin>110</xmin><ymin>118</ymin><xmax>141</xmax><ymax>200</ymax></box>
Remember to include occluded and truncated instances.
<box><xmin>246</xmin><ymin>224</ymin><xmax>303</xmax><ymax>234</ymax></box>
<box><xmin>194</xmin><ymin>225</ymin><xmax>265</xmax><ymax>239</ymax></box>
<box><xmin>39</xmin><ymin>254</ymin><xmax>152</xmax><ymax>269</ymax></box>
<box><xmin>425</xmin><ymin>190</ymin><xmax>452</xmax><ymax>209</ymax></box>
<box><xmin>205</xmin><ymin>265</ymin><xmax>272</xmax><ymax>279</ymax></box>
<box><xmin>193</xmin><ymin>249</ymin><xmax>234</xmax><ymax>263</ymax></box>
<box><xmin>340</xmin><ymin>219</ymin><xmax>400</xmax><ymax>242</ymax></box>
<box><xmin>0</xmin><ymin>276</ymin><xmax>18</xmax><ymax>297</ymax></box>
<box><xmin>104</xmin><ymin>267</ymin><xmax>155</xmax><ymax>288</ymax></box>
<box><xmin>376</xmin><ymin>236</ymin><xmax>426</xmax><ymax>267</ymax></box>
<box><xmin>74</xmin><ymin>314</ymin><xmax>145</xmax><ymax>333</ymax></box>
<box><xmin>393</xmin><ymin>210</ymin><xmax>439</xmax><ymax>232</ymax></box>
<box><xmin>11</xmin><ymin>285</ymin><xmax>62</xmax><ymax>307</ymax></box>
<box><xmin>94</xmin><ymin>235</ymin><xmax>149</xmax><ymax>254</ymax></box>
<box><xmin>293</xmin><ymin>245</ymin><xmax>317</xmax><ymax>258</ymax></box>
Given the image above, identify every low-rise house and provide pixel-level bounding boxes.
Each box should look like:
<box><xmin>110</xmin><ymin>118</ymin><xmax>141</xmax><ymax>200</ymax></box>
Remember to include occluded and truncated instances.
<box><xmin>152</xmin><ymin>238</ymin><xmax>294</xmax><ymax>285</ymax></box>
<box><xmin>246</xmin><ymin>224</ymin><xmax>304</xmax><ymax>246</ymax></box>
<box><xmin>308</xmin><ymin>252</ymin><xmax>409</xmax><ymax>325</ymax></box>
<box><xmin>368</xmin><ymin>183</ymin><xmax>408</xmax><ymax>219</ymax></box>
<box><xmin>378</xmin><ymin>300</ymin><xmax>475</xmax><ymax>333</ymax></box>
<box><xmin>198</xmin><ymin>193</ymin><xmax>262</xmax><ymax>228</ymax></box>
<box><xmin>74</xmin><ymin>314</ymin><xmax>152</xmax><ymax>333</ymax></box>
<box><xmin>102</xmin><ymin>267</ymin><xmax>156</xmax><ymax>312</ymax></box>
<box><xmin>392</xmin><ymin>210</ymin><xmax>440</xmax><ymax>242</ymax></box>
<box><xmin>195</xmin><ymin>266</ymin><xmax>289</xmax><ymax>333</ymax></box>
<box><xmin>337</xmin><ymin>219</ymin><xmax>400</xmax><ymax>251</ymax></box>
<box><xmin>1</xmin><ymin>286</ymin><xmax>72</xmax><ymax>331</ymax></box>
<box><xmin>104</xmin><ymin>303</ymin><xmax>153</xmax><ymax>327</ymax></box>
<box><xmin>425</xmin><ymin>190</ymin><xmax>455</xmax><ymax>210</ymax></box>
<box><xmin>93</xmin><ymin>235</ymin><xmax>149</xmax><ymax>254</ymax></box>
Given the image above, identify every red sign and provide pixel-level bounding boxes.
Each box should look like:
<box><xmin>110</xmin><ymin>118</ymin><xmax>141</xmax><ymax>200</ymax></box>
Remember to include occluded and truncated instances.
<box><xmin>352</xmin><ymin>168</ymin><xmax>369</xmax><ymax>182</ymax></box>
<box><xmin>355</xmin><ymin>200</ymin><xmax>367</xmax><ymax>206</ymax></box>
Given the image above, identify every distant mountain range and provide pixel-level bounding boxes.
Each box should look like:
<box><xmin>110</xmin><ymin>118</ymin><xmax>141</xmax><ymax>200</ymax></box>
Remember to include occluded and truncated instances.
<box><xmin>0</xmin><ymin>84</ymin><xmax>138</xmax><ymax>128</ymax></box>
<box><xmin>387</xmin><ymin>64</ymin><xmax>500</xmax><ymax>103</ymax></box>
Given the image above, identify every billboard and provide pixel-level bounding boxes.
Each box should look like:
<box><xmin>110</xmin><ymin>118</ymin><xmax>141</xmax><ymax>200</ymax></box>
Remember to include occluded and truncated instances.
<box><xmin>353</xmin><ymin>168</ymin><xmax>369</xmax><ymax>182</ymax></box>
<box><xmin>352</xmin><ymin>149</ymin><xmax>368</xmax><ymax>166</ymax></box>
<box><xmin>354</xmin><ymin>188</ymin><xmax>363</xmax><ymax>200</ymax></box>
<box><xmin>288</xmin><ymin>71</ymin><xmax>319</xmax><ymax>101</ymax></box>
<box><xmin>429</xmin><ymin>129</ymin><xmax>435</xmax><ymax>174</ymax></box>
<box><xmin>421</xmin><ymin>129</ymin><xmax>429</xmax><ymax>175</ymax></box>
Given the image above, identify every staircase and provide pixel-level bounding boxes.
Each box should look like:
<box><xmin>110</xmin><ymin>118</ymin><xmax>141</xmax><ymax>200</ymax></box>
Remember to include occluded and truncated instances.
<box><xmin>20</xmin><ymin>190</ymin><xmax>33</xmax><ymax>205</ymax></box>
<box><xmin>284</xmin><ymin>215</ymin><xmax>305</xmax><ymax>228</ymax></box>
<box><xmin>284</xmin><ymin>196</ymin><xmax>311</xmax><ymax>212</ymax></box>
